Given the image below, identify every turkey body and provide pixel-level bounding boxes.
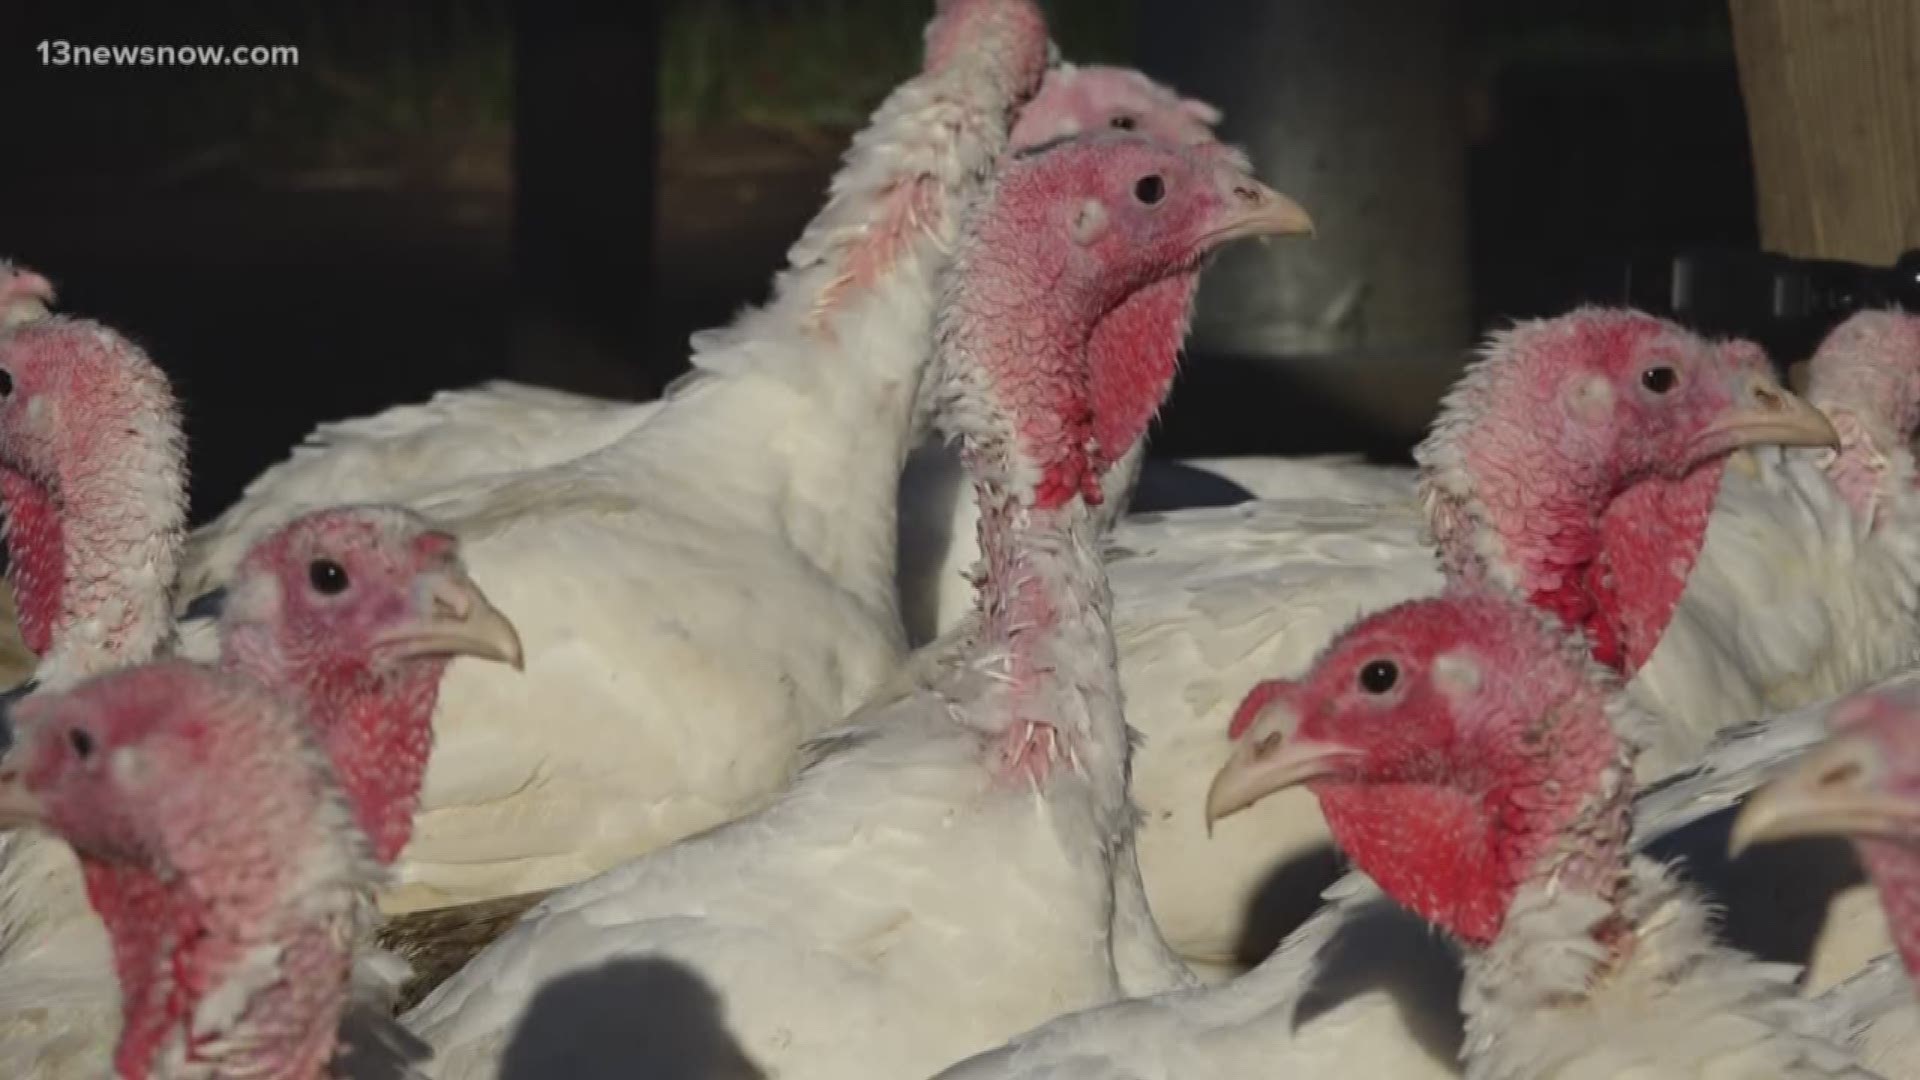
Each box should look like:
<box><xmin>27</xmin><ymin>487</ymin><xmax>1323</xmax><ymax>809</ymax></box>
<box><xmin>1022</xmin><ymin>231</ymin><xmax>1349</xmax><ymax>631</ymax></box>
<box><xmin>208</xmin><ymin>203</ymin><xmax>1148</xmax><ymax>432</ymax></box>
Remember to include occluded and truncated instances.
<box><xmin>407</xmin><ymin>702</ymin><xmax>1127</xmax><ymax>1080</ymax></box>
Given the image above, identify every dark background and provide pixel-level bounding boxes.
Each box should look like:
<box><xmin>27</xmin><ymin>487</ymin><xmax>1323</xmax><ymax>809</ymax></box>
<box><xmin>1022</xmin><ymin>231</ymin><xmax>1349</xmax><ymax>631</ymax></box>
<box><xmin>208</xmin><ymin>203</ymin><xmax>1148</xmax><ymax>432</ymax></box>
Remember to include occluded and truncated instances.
<box><xmin>0</xmin><ymin>0</ymin><xmax>1758</xmax><ymax>521</ymax></box>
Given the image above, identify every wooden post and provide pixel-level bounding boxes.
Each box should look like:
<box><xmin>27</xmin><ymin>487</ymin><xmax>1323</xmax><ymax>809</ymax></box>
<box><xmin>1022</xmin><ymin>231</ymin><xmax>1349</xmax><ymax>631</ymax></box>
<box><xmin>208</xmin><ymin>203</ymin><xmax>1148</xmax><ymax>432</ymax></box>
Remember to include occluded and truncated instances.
<box><xmin>1731</xmin><ymin>0</ymin><xmax>1920</xmax><ymax>263</ymax></box>
<box><xmin>510</xmin><ymin>0</ymin><xmax>660</xmax><ymax>398</ymax></box>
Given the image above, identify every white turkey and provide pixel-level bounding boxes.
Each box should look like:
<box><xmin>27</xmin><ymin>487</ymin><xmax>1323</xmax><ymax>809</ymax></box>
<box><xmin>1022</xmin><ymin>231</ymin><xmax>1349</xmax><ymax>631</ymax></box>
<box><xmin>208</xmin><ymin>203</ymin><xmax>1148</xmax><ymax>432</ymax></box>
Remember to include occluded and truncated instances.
<box><xmin>895</xmin><ymin>309</ymin><xmax>1834</xmax><ymax>974</ymax></box>
<box><xmin>0</xmin><ymin>659</ymin><xmax>379</xmax><ymax>1080</ymax></box>
<box><xmin>0</xmin><ymin>314</ymin><xmax>190</xmax><ymax>1079</ymax></box>
<box><xmin>0</xmin><ymin>327</ymin><xmax>516</xmax><ymax>1076</ymax></box>
<box><xmin>173</xmin><ymin>0</ymin><xmax>1055</xmax><ymax>917</ymax></box>
<box><xmin>1535</xmin><ymin>310</ymin><xmax>1920</xmax><ymax>1002</ymax></box>
<box><xmin>1197</xmin><ymin>590</ymin><xmax>1877</xmax><ymax>1078</ymax></box>
<box><xmin>1731</xmin><ymin>682</ymin><xmax>1920</xmax><ymax>1077</ymax></box>
<box><xmin>178</xmin><ymin>62</ymin><xmax>1231</xmax><ymax>617</ymax></box>
<box><xmin>402</xmin><ymin>132</ymin><xmax>1311</xmax><ymax>1080</ymax></box>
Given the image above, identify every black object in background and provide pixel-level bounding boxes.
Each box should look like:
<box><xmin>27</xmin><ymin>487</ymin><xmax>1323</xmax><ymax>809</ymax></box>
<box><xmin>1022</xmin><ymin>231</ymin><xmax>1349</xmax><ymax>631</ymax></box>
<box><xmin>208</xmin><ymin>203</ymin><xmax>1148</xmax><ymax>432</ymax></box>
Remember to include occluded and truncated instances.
<box><xmin>1607</xmin><ymin>248</ymin><xmax>1920</xmax><ymax>367</ymax></box>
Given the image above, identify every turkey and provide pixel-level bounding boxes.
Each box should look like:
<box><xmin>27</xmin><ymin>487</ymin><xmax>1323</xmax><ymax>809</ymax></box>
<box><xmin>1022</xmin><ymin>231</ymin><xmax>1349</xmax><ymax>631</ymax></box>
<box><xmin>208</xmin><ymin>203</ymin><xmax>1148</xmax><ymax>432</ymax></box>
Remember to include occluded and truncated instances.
<box><xmin>1011</xmin><ymin>310</ymin><xmax>1833</xmax><ymax>974</ymax></box>
<box><xmin>0</xmin><ymin>260</ymin><xmax>61</xmax><ymax>689</ymax></box>
<box><xmin>0</xmin><ymin>661</ymin><xmax>378</xmax><ymax>1080</ymax></box>
<box><xmin>1206</xmin><ymin>590</ymin><xmax>1877</xmax><ymax>1078</ymax></box>
<box><xmin>1519</xmin><ymin>309</ymin><xmax>1920</xmax><ymax>1001</ymax></box>
<box><xmin>362</xmin><ymin>75</ymin><xmax>1244</xmax><ymax>1007</ymax></box>
<box><xmin>0</xmin><ymin>315</ymin><xmax>191</xmax><ymax>1079</ymax></box>
<box><xmin>401</xmin><ymin>132</ymin><xmax>1311</xmax><ymax>1080</ymax></box>
<box><xmin>213</xmin><ymin>507</ymin><xmax>523</xmax><ymax>865</ymax></box>
<box><xmin>1592</xmin><ymin>309</ymin><xmax>1920</xmax><ymax>747</ymax></box>
<box><xmin>1731</xmin><ymin>683</ymin><xmax>1920</xmax><ymax>980</ymax></box>
<box><xmin>0</xmin><ymin>317</ymin><xmax>186</xmax><ymax>692</ymax></box>
<box><xmin>179</xmin><ymin>61</ymin><xmax>1228</xmax><ymax>606</ymax></box>
<box><xmin>898</xmin><ymin>64</ymin><xmax>1238</xmax><ymax>645</ymax></box>
<box><xmin>169</xmin><ymin>0</ymin><xmax>1056</xmax><ymax>918</ymax></box>
<box><xmin>0</xmin><ymin>502</ymin><xmax>524</xmax><ymax>1077</ymax></box>
<box><xmin>178</xmin><ymin>61</ymin><xmax>1233</xmax><ymax>661</ymax></box>
<box><xmin>1731</xmin><ymin>683</ymin><xmax>1920</xmax><ymax>1078</ymax></box>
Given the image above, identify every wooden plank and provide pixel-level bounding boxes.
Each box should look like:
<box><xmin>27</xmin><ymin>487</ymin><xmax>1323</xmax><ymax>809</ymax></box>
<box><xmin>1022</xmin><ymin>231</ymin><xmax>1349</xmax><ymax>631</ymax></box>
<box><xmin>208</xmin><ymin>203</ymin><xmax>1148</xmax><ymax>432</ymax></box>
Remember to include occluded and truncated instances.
<box><xmin>1731</xmin><ymin>0</ymin><xmax>1920</xmax><ymax>263</ymax></box>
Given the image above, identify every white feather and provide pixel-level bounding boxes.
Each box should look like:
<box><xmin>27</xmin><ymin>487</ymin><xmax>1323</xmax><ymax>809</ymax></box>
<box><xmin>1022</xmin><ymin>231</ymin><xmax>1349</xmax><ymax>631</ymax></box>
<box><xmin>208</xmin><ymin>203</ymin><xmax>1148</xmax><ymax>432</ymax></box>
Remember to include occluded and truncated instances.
<box><xmin>173</xmin><ymin>18</ymin><xmax>1036</xmax><ymax>917</ymax></box>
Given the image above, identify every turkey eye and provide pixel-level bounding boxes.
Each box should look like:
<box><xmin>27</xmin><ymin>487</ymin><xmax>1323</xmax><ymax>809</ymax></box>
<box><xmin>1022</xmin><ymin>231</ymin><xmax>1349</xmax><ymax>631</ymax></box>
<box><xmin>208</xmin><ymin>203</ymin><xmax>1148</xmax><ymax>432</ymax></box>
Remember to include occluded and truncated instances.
<box><xmin>308</xmin><ymin>559</ymin><xmax>349</xmax><ymax>595</ymax></box>
<box><xmin>1134</xmin><ymin>174</ymin><xmax>1165</xmax><ymax>205</ymax></box>
<box><xmin>1640</xmin><ymin>366</ymin><xmax>1678</xmax><ymax>394</ymax></box>
<box><xmin>68</xmin><ymin>728</ymin><xmax>93</xmax><ymax>759</ymax></box>
<box><xmin>0</xmin><ymin>370</ymin><xmax>13</xmax><ymax>396</ymax></box>
<box><xmin>1109</xmin><ymin>114</ymin><xmax>1137</xmax><ymax>131</ymax></box>
<box><xmin>1359</xmin><ymin>660</ymin><xmax>1398</xmax><ymax>694</ymax></box>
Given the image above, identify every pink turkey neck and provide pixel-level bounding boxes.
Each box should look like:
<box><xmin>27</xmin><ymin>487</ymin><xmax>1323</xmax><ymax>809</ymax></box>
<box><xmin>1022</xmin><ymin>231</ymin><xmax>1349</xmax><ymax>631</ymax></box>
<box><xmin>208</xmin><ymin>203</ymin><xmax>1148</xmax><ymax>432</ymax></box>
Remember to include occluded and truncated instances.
<box><xmin>1584</xmin><ymin>462</ymin><xmax>1723</xmax><ymax>672</ymax></box>
<box><xmin>1856</xmin><ymin>840</ymin><xmax>1920</xmax><ymax>984</ymax></box>
<box><xmin>0</xmin><ymin>469</ymin><xmax>63</xmax><ymax>655</ymax></box>
<box><xmin>84</xmin><ymin>852</ymin><xmax>345</xmax><ymax>1079</ymax></box>
<box><xmin>284</xmin><ymin>659</ymin><xmax>447</xmax><ymax>864</ymax></box>
<box><xmin>220</xmin><ymin>635</ymin><xmax>451</xmax><ymax>865</ymax></box>
<box><xmin>1315</xmin><ymin>690</ymin><xmax>1633</xmax><ymax>949</ymax></box>
<box><xmin>1435</xmin><ymin>447</ymin><xmax>1616</xmax><ymax>661</ymax></box>
<box><xmin>91</xmin><ymin>849</ymin><xmax>347</xmax><ymax>1076</ymax></box>
<box><xmin>82</xmin><ymin>862</ymin><xmax>184</xmax><ymax>1080</ymax></box>
<box><xmin>970</xmin><ymin>273</ymin><xmax>1195</xmax><ymax>656</ymax></box>
<box><xmin>1435</xmin><ymin>414</ymin><xmax>1721</xmax><ymax>677</ymax></box>
<box><xmin>0</xmin><ymin>375</ymin><xmax>184</xmax><ymax>678</ymax></box>
<box><xmin>951</xmin><ymin>236</ymin><xmax>1195</xmax><ymax>792</ymax></box>
<box><xmin>1089</xmin><ymin>273</ymin><xmax>1201</xmax><ymax>466</ymax></box>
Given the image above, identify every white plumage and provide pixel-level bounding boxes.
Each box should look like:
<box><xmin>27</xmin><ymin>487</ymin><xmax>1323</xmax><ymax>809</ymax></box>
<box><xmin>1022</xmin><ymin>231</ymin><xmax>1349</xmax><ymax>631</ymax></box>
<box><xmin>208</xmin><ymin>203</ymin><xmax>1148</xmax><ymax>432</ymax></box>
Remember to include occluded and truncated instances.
<box><xmin>402</xmin><ymin>127</ymin><xmax>1314</xmax><ymax>1080</ymax></box>
<box><xmin>930</xmin><ymin>881</ymin><xmax>1461</xmax><ymax>1080</ymax></box>
<box><xmin>1107</xmin><ymin>497</ymin><xmax>1440</xmax><ymax>969</ymax></box>
<box><xmin>935</xmin><ymin>859</ymin><xmax>1879</xmax><ymax>1080</ymax></box>
<box><xmin>175</xmin><ymin>381</ymin><xmax>650</xmax><ymax>590</ymax></box>
<box><xmin>1036</xmin><ymin>313</ymin><xmax>1834</xmax><ymax>977</ymax></box>
<box><xmin>175</xmin><ymin>0</ymin><xmax>1051</xmax><ymax>915</ymax></box>
<box><xmin>939</xmin><ymin>599</ymin><xmax>1880</xmax><ymax>1080</ymax></box>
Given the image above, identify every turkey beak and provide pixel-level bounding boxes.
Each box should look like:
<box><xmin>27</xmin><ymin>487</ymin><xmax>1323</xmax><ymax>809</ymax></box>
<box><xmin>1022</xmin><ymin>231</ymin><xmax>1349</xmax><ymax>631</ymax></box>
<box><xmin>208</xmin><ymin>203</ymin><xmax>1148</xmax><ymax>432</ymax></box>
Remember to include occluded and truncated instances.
<box><xmin>1204</xmin><ymin>702</ymin><xmax>1357</xmax><ymax>831</ymax></box>
<box><xmin>1201</xmin><ymin>170</ymin><xmax>1313</xmax><ymax>248</ymax></box>
<box><xmin>1729</xmin><ymin>735</ymin><xmax>1920</xmax><ymax>856</ymax></box>
<box><xmin>1687</xmin><ymin>376</ymin><xmax>1838</xmax><ymax>468</ymax></box>
<box><xmin>375</xmin><ymin>569</ymin><xmax>525</xmax><ymax>671</ymax></box>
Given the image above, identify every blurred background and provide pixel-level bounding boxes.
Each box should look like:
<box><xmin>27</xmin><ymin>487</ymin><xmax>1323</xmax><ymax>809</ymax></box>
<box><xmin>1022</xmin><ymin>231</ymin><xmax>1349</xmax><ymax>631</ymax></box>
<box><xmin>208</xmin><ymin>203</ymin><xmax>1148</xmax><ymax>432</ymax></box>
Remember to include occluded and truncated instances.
<box><xmin>0</xmin><ymin>0</ymin><xmax>1913</xmax><ymax>521</ymax></box>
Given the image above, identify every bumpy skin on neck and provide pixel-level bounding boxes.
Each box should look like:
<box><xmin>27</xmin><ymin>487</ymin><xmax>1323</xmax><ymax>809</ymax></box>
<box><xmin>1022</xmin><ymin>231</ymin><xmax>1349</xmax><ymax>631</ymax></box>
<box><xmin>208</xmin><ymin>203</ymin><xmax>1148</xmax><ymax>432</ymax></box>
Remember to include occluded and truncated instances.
<box><xmin>10</xmin><ymin>663</ymin><xmax>376</xmax><ymax>1080</ymax></box>
<box><xmin>217</xmin><ymin>510</ymin><xmax>477</xmax><ymax>866</ymax></box>
<box><xmin>934</xmin><ymin>171</ymin><xmax>1127</xmax><ymax>805</ymax></box>
<box><xmin>219</xmin><ymin>641</ymin><xmax>447</xmax><ymax>865</ymax></box>
<box><xmin>1303</xmin><ymin>598</ymin><xmax>1637</xmax><ymax>947</ymax></box>
<box><xmin>1265</xmin><ymin>595</ymin><xmax>1874</xmax><ymax>1077</ymax></box>
<box><xmin>1417</xmin><ymin>311</ymin><xmax>1768</xmax><ymax>674</ymax></box>
<box><xmin>929</xmin><ymin>133</ymin><xmax>1265</xmax><ymax>809</ymax></box>
<box><xmin>0</xmin><ymin>319</ymin><xmax>186</xmax><ymax>687</ymax></box>
<box><xmin>1585</xmin><ymin>452</ymin><xmax>1724</xmax><ymax>672</ymax></box>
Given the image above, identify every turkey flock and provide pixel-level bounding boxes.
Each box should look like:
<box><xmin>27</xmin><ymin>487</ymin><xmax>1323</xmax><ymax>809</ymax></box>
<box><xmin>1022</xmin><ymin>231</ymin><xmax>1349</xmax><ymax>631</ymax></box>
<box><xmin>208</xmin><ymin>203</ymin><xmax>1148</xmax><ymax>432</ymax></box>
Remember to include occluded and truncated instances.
<box><xmin>5</xmin><ymin>1</ymin><xmax>1920</xmax><ymax>1077</ymax></box>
